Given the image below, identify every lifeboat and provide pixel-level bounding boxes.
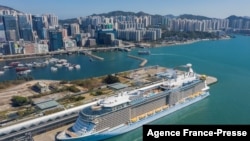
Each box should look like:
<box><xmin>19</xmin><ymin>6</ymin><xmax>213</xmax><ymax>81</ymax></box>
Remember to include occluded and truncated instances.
<box><xmin>162</xmin><ymin>105</ymin><xmax>169</xmax><ymax>109</ymax></box>
<box><xmin>200</xmin><ymin>75</ymin><xmax>207</xmax><ymax>80</ymax></box>
<box><xmin>130</xmin><ymin>117</ymin><xmax>137</xmax><ymax>123</ymax></box>
<box><xmin>155</xmin><ymin>107</ymin><xmax>162</xmax><ymax>113</ymax></box>
<box><xmin>147</xmin><ymin>111</ymin><xmax>154</xmax><ymax>116</ymax></box>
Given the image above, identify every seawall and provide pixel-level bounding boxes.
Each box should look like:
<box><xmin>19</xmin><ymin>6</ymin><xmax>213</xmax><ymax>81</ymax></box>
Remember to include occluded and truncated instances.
<box><xmin>127</xmin><ymin>55</ymin><xmax>147</xmax><ymax>67</ymax></box>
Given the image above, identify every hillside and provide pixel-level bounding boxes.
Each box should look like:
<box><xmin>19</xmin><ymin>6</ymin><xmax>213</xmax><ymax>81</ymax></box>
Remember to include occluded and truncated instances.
<box><xmin>0</xmin><ymin>5</ymin><xmax>22</xmax><ymax>13</ymax></box>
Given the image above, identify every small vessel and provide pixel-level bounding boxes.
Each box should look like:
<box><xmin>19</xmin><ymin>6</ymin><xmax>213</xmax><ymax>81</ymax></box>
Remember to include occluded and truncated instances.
<box><xmin>3</xmin><ymin>66</ymin><xmax>12</xmax><ymax>69</ymax></box>
<box><xmin>63</xmin><ymin>63</ymin><xmax>70</xmax><ymax>67</ymax></box>
<box><xmin>58</xmin><ymin>59</ymin><xmax>68</xmax><ymax>64</ymax></box>
<box><xmin>9</xmin><ymin>62</ymin><xmax>20</xmax><ymax>67</ymax></box>
<box><xmin>25</xmin><ymin>63</ymin><xmax>33</xmax><ymax>67</ymax></box>
<box><xmin>49</xmin><ymin>58</ymin><xmax>59</xmax><ymax>64</ymax></box>
<box><xmin>68</xmin><ymin>66</ymin><xmax>74</xmax><ymax>70</ymax></box>
<box><xmin>43</xmin><ymin>60</ymin><xmax>49</xmax><ymax>65</ymax></box>
<box><xmin>74</xmin><ymin>64</ymin><xmax>81</xmax><ymax>69</ymax></box>
<box><xmin>55</xmin><ymin>64</ymin><xmax>63</xmax><ymax>68</ymax></box>
<box><xmin>32</xmin><ymin>62</ymin><xmax>46</xmax><ymax>68</ymax></box>
<box><xmin>15</xmin><ymin>67</ymin><xmax>30</xmax><ymax>72</ymax></box>
<box><xmin>17</xmin><ymin>64</ymin><xmax>25</xmax><ymax>67</ymax></box>
<box><xmin>17</xmin><ymin>69</ymin><xmax>31</xmax><ymax>75</ymax></box>
<box><xmin>51</xmin><ymin>67</ymin><xmax>58</xmax><ymax>71</ymax></box>
<box><xmin>138</xmin><ymin>49</ymin><xmax>150</xmax><ymax>55</ymax></box>
<box><xmin>0</xmin><ymin>71</ymin><xmax>4</xmax><ymax>75</ymax></box>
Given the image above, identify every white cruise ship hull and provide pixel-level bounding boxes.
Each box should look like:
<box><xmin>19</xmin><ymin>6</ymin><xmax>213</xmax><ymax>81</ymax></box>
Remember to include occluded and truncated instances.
<box><xmin>57</xmin><ymin>91</ymin><xmax>209</xmax><ymax>141</ymax></box>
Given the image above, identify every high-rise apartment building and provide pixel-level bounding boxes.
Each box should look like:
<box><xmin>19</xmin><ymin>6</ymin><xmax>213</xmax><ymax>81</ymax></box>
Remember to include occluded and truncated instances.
<box><xmin>3</xmin><ymin>15</ymin><xmax>19</xmax><ymax>41</ymax></box>
<box><xmin>32</xmin><ymin>15</ymin><xmax>44</xmax><ymax>39</ymax></box>
<box><xmin>70</xmin><ymin>23</ymin><xmax>80</xmax><ymax>36</ymax></box>
<box><xmin>0</xmin><ymin>16</ymin><xmax>6</xmax><ymax>41</ymax></box>
<box><xmin>18</xmin><ymin>14</ymin><xmax>33</xmax><ymax>41</ymax></box>
<box><xmin>48</xmin><ymin>30</ymin><xmax>63</xmax><ymax>51</ymax></box>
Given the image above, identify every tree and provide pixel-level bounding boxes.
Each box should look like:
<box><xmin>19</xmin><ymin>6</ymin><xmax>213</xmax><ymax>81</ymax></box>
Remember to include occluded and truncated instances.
<box><xmin>103</xmin><ymin>74</ymin><xmax>120</xmax><ymax>84</ymax></box>
<box><xmin>67</xmin><ymin>86</ymin><xmax>80</xmax><ymax>93</ymax></box>
<box><xmin>11</xmin><ymin>96</ymin><xmax>30</xmax><ymax>106</ymax></box>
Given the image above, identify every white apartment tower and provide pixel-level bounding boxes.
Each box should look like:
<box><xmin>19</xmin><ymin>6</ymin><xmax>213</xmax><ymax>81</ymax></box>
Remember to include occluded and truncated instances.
<box><xmin>70</xmin><ymin>23</ymin><xmax>80</xmax><ymax>36</ymax></box>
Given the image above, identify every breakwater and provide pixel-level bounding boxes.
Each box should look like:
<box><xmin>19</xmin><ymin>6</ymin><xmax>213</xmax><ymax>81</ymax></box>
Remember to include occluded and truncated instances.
<box><xmin>82</xmin><ymin>51</ymin><xmax>104</xmax><ymax>61</ymax></box>
<box><xmin>127</xmin><ymin>54</ymin><xmax>147</xmax><ymax>67</ymax></box>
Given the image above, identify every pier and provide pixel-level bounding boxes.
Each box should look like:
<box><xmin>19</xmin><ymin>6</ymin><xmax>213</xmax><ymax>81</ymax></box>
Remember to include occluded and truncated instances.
<box><xmin>127</xmin><ymin>54</ymin><xmax>148</xmax><ymax>67</ymax></box>
<box><xmin>206</xmin><ymin>76</ymin><xmax>218</xmax><ymax>85</ymax></box>
<box><xmin>81</xmin><ymin>51</ymin><xmax>104</xmax><ymax>61</ymax></box>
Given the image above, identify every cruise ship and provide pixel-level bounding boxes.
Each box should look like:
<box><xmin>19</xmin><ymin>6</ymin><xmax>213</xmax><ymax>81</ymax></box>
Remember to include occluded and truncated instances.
<box><xmin>56</xmin><ymin>64</ymin><xmax>210</xmax><ymax>141</ymax></box>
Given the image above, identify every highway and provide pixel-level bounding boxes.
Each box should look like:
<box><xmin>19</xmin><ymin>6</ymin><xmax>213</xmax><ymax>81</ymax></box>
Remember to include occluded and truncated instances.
<box><xmin>0</xmin><ymin>45</ymin><xmax>135</xmax><ymax>61</ymax></box>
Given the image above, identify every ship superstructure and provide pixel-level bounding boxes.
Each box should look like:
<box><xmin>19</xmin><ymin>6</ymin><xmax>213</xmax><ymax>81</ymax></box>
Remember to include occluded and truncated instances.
<box><xmin>57</xmin><ymin>64</ymin><xmax>210</xmax><ymax>141</ymax></box>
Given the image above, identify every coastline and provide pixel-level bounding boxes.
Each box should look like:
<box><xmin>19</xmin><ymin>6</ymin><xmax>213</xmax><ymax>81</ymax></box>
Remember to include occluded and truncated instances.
<box><xmin>149</xmin><ymin>36</ymin><xmax>232</xmax><ymax>48</ymax></box>
<box><xmin>0</xmin><ymin>36</ymin><xmax>232</xmax><ymax>62</ymax></box>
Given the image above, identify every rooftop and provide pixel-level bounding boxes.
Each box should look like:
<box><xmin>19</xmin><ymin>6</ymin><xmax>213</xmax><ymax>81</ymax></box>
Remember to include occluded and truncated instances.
<box><xmin>108</xmin><ymin>82</ymin><xmax>128</xmax><ymax>90</ymax></box>
<box><xmin>35</xmin><ymin>100</ymin><xmax>60</xmax><ymax>110</ymax></box>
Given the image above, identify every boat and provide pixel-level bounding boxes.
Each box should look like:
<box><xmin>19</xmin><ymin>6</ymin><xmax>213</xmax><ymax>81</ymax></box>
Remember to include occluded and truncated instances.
<box><xmin>32</xmin><ymin>62</ymin><xmax>46</xmax><ymax>68</ymax></box>
<box><xmin>56</xmin><ymin>64</ymin><xmax>210</xmax><ymax>141</ymax></box>
<box><xmin>25</xmin><ymin>63</ymin><xmax>33</xmax><ymax>67</ymax></box>
<box><xmin>0</xmin><ymin>71</ymin><xmax>4</xmax><ymax>75</ymax></box>
<box><xmin>58</xmin><ymin>59</ymin><xmax>68</xmax><ymax>64</ymax></box>
<box><xmin>51</xmin><ymin>67</ymin><xmax>58</xmax><ymax>71</ymax></box>
<box><xmin>17</xmin><ymin>63</ymin><xmax>25</xmax><ymax>67</ymax></box>
<box><xmin>15</xmin><ymin>67</ymin><xmax>30</xmax><ymax>72</ymax></box>
<box><xmin>17</xmin><ymin>69</ymin><xmax>31</xmax><ymax>75</ymax></box>
<box><xmin>9</xmin><ymin>62</ymin><xmax>20</xmax><ymax>67</ymax></box>
<box><xmin>68</xmin><ymin>66</ymin><xmax>74</xmax><ymax>70</ymax></box>
<box><xmin>74</xmin><ymin>65</ymin><xmax>81</xmax><ymax>69</ymax></box>
<box><xmin>44</xmin><ymin>60</ymin><xmax>49</xmax><ymax>65</ymax></box>
<box><xmin>49</xmin><ymin>58</ymin><xmax>59</xmax><ymax>64</ymax></box>
<box><xmin>3</xmin><ymin>66</ymin><xmax>12</xmax><ymax>69</ymax></box>
<box><xmin>138</xmin><ymin>49</ymin><xmax>150</xmax><ymax>55</ymax></box>
<box><xmin>55</xmin><ymin>63</ymin><xmax>63</xmax><ymax>68</ymax></box>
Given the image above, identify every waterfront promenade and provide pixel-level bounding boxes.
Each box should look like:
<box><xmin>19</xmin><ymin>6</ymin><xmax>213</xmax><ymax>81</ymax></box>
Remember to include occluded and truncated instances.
<box><xmin>0</xmin><ymin>46</ymin><xmax>134</xmax><ymax>62</ymax></box>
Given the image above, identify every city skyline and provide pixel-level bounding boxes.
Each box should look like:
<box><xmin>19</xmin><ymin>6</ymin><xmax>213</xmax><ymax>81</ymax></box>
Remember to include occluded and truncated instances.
<box><xmin>1</xmin><ymin>0</ymin><xmax>250</xmax><ymax>19</ymax></box>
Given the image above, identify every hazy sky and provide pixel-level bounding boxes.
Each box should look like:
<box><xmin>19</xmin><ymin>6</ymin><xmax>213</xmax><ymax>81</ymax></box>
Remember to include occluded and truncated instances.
<box><xmin>1</xmin><ymin>0</ymin><xmax>249</xmax><ymax>19</ymax></box>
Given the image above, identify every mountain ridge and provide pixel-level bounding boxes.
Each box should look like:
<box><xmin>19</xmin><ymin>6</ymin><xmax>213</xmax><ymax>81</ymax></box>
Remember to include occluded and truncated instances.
<box><xmin>0</xmin><ymin>5</ymin><xmax>22</xmax><ymax>13</ymax></box>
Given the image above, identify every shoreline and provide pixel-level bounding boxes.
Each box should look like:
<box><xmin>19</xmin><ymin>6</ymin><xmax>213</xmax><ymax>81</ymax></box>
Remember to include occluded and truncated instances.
<box><xmin>149</xmin><ymin>36</ymin><xmax>232</xmax><ymax>48</ymax></box>
<box><xmin>0</xmin><ymin>36</ymin><xmax>232</xmax><ymax>62</ymax></box>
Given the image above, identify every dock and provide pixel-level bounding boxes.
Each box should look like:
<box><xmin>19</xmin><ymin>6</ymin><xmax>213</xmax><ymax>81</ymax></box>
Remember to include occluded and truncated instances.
<box><xmin>206</xmin><ymin>76</ymin><xmax>218</xmax><ymax>85</ymax></box>
<box><xmin>82</xmin><ymin>51</ymin><xmax>104</xmax><ymax>61</ymax></box>
<box><xmin>127</xmin><ymin>54</ymin><xmax>148</xmax><ymax>67</ymax></box>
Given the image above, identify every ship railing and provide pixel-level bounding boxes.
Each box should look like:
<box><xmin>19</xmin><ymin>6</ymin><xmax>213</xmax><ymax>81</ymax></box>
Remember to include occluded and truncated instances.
<box><xmin>129</xmin><ymin>104</ymin><xmax>170</xmax><ymax>124</ymax></box>
<box><xmin>65</xmin><ymin>129</ymin><xmax>78</xmax><ymax>138</ymax></box>
<box><xmin>132</xmin><ymin>81</ymin><xmax>199</xmax><ymax>108</ymax></box>
<box><xmin>180</xmin><ymin>79</ymin><xmax>201</xmax><ymax>90</ymax></box>
<box><xmin>80</xmin><ymin>110</ymin><xmax>98</xmax><ymax>120</ymax></box>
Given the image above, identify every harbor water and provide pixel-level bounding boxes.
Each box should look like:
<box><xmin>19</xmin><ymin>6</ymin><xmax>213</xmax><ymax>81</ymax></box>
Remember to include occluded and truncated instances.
<box><xmin>1</xmin><ymin>35</ymin><xmax>250</xmax><ymax>141</ymax></box>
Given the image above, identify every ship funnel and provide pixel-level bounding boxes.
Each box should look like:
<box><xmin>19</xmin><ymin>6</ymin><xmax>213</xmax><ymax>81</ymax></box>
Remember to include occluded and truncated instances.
<box><xmin>186</xmin><ymin>63</ymin><xmax>193</xmax><ymax>73</ymax></box>
<box><xmin>186</xmin><ymin>63</ymin><xmax>192</xmax><ymax>67</ymax></box>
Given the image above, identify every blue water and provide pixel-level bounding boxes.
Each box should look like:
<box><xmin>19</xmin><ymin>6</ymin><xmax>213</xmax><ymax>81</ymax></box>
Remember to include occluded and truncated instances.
<box><xmin>106</xmin><ymin>36</ymin><xmax>250</xmax><ymax>141</ymax></box>
<box><xmin>1</xmin><ymin>35</ymin><xmax>250</xmax><ymax>141</ymax></box>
